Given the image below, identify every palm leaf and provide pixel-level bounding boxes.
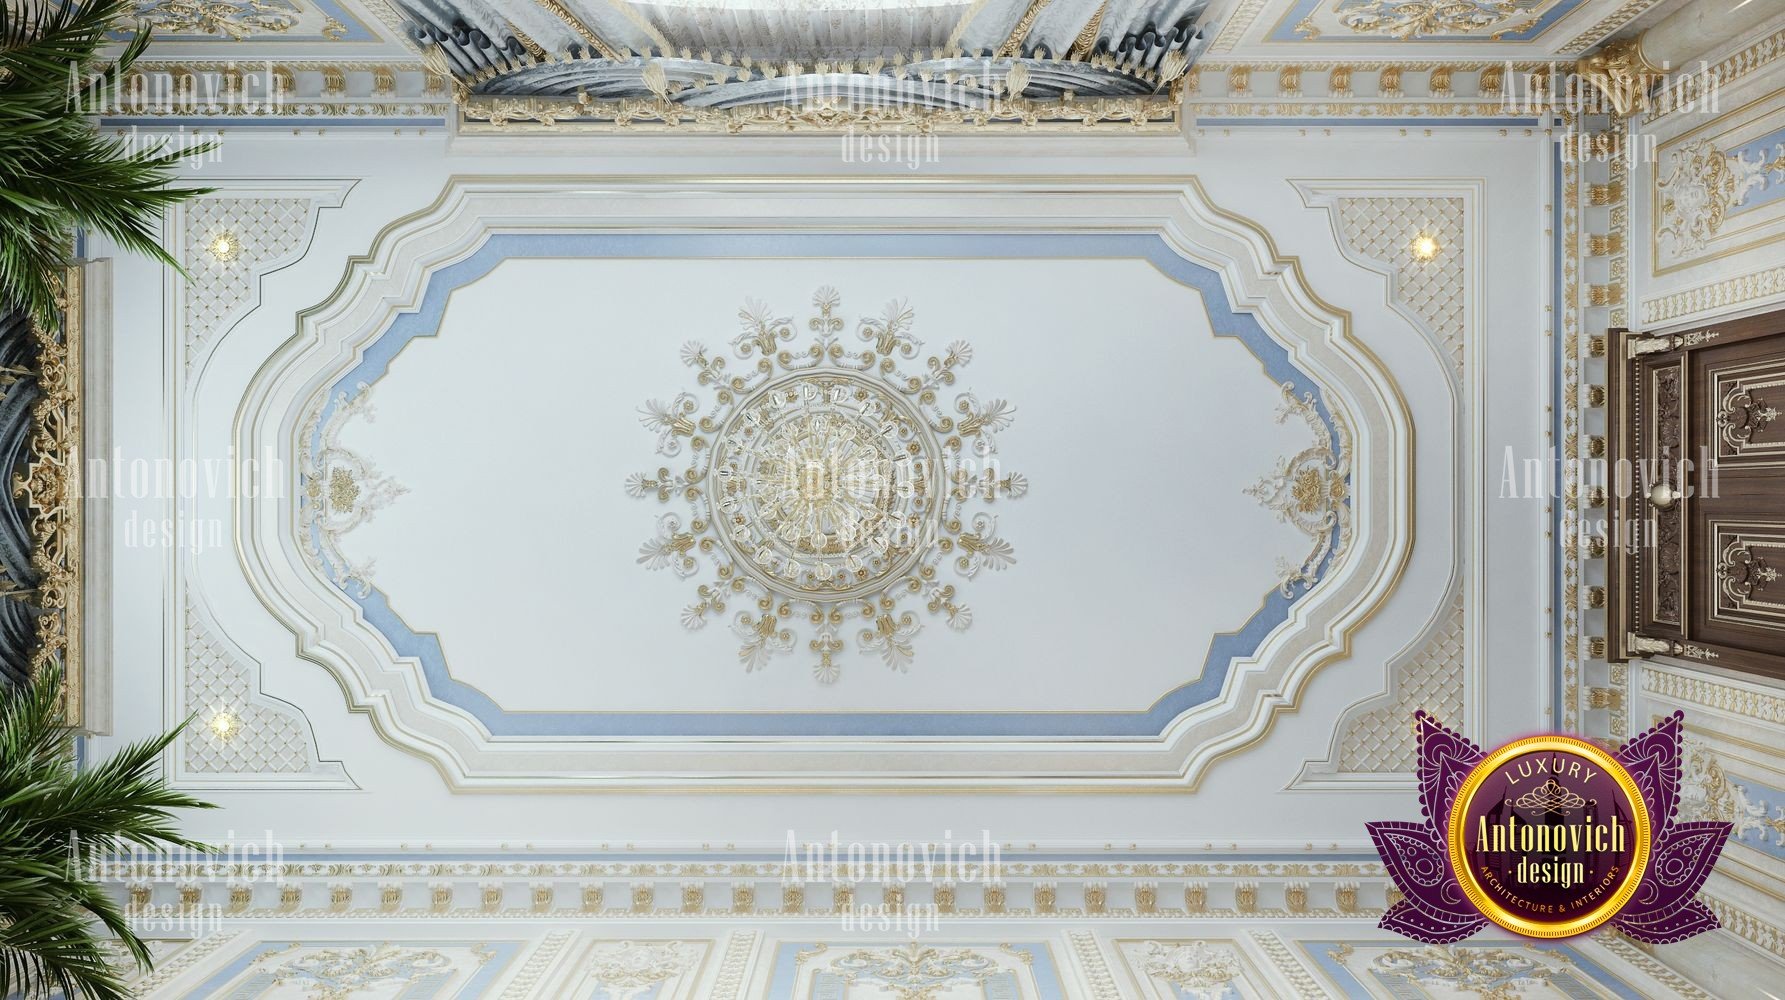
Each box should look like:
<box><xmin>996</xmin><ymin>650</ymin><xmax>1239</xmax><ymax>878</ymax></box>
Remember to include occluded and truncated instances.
<box><xmin>0</xmin><ymin>664</ymin><xmax>215</xmax><ymax>998</ymax></box>
<box><xmin>0</xmin><ymin>0</ymin><xmax>215</xmax><ymax>325</ymax></box>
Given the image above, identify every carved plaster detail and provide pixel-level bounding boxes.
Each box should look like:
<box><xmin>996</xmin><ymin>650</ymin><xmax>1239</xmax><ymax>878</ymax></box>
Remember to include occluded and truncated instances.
<box><xmin>180</xmin><ymin>186</ymin><xmax>351</xmax><ymax>367</ymax></box>
<box><xmin>181</xmin><ymin>598</ymin><xmax>349</xmax><ymax>784</ymax></box>
<box><xmin>1333</xmin><ymin>195</ymin><xmax>1466</xmax><ymax>378</ymax></box>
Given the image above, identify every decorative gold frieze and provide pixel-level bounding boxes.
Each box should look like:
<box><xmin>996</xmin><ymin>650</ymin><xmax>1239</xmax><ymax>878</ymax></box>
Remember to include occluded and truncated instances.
<box><xmin>731</xmin><ymin>884</ymin><xmax>755</xmax><ymax>914</ymax></box>
<box><xmin>137</xmin><ymin>0</ymin><xmax>301</xmax><ymax>39</ymax></box>
<box><xmin>935</xmin><ymin>883</ymin><xmax>956</xmax><ymax>913</ymax></box>
<box><xmin>1226</xmin><ymin>66</ymin><xmax>1251</xmax><ymax>96</ymax></box>
<box><xmin>1588</xmin><ymin>284</ymin><xmax>1623</xmax><ymax>307</ymax></box>
<box><xmin>15</xmin><ymin>266</ymin><xmax>85</xmax><ymax>725</ymax></box>
<box><xmin>1586</xmin><ymin>435</ymin><xmax>1607</xmax><ymax>458</ymax></box>
<box><xmin>1328</xmin><ymin>66</ymin><xmax>1352</xmax><ymax>97</ymax></box>
<box><xmin>1235</xmin><ymin>883</ymin><xmax>1257</xmax><ymax>913</ymax></box>
<box><xmin>1588</xmin><ymin>182</ymin><xmax>1623</xmax><ymax>206</ymax></box>
<box><xmin>1588</xmin><ymin>686</ymin><xmax>1622</xmax><ymax>710</ymax></box>
<box><xmin>1587</xmin><ymin>636</ymin><xmax>1607</xmax><ymax>658</ymax></box>
<box><xmin>1585</xmin><ymin>585</ymin><xmax>1607</xmax><ymax>609</ymax></box>
<box><xmin>1277</xmin><ymin>66</ymin><xmax>1300</xmax><ymax>97</ymax></box>
<box><xmin>984</xmin><ymin>883</ymin><xmax>1005</xmax><ymax>913</ymax></box>
<box><xmin>480</xmin><ymin>884</ymin><xmax>502</xmax><ymax>912</ymax></box>
<box><xmin>279</xmin><ymin>885</ymin><xmax>301</xmax><ymax>912</ymax></box>
<box><xmin>680</xmin><ymin>883</ymin><xmax>703</xmax><ymax>913</ymax></box>
<box><xmin>1378</xmin><ymin>65</ymin><xmax>1402</xmax><ymax>97</ymax></box>
<box><xmin>1587</xmin><ymin>234</ymin><xmax>1624</xmax><ymax>257</ymax></box>
<box><xmin>1428</xmin><ymin>65</ymin><xmax>1453</xmax><ymax>97</ymax></box>
<box><xmin>1586</xmin><ymin>384</ymin><xmax>1607</xmax><ymax>407</ymax></box>
<box><xmin>531</xmin><ymin>884</ymin><xmax>554</xmax><ymax>913</ymax></box>
<box><xmin>582</xmin><ymin>885</ymin><xmax>604</xmax><ymax>912</ymax></box>
<box><xmin>1035</xmin><ymin>883</ymin><xmax>1057</xmax><ymax>913</ymax></box>
<box><xmin>1085</xmin><ymin>883</ymin><xmax>1107</xmax><ymax>914</ymax></box>
<box><xmin>380</xmin><ymin>884</ymin><xmax>401</xmax><ymax>913</ymax></box>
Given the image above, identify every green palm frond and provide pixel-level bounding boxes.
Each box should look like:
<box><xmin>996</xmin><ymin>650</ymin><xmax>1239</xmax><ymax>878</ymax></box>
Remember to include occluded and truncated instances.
<box><xmin>0</xmin><ymin>665</ymin><xmax>215</xmax><ymax>999</ymax></box>
<box><xmin>0</xmin><ymin>0</ymin><xmax>214</xmax><ymax>325</ymax></box>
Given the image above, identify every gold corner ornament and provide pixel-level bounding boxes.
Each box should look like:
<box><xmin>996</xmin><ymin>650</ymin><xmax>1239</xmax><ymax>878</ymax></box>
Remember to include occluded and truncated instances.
<box><xmin>14</xmin><ymin>266</ymin><xmax>85</xmax><ymax>725</ymax></box>
<box><xmin>1576</xmin><ymin>35</ymin><xmax>1664</xmax><ymax>117</ymax></box>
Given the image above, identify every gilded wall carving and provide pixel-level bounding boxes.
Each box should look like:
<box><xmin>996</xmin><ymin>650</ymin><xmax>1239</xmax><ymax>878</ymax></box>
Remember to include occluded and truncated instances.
<box><xmin>1656</xmin><ymin>138</ymin><xmax>1779</xmax><ymax>258</ymax></box>
<box><xmin>1681</xmin><ymin>741</ymin><xmax>1785</xmax><ymax>849</ymax></box>
<box><xmin>138</xmin><ymin>0</ymin><xmax>309</xmax><ymax>39</ymax></box>
<box><xmin>1640</xmin><ymin>31</ymin><xmax>1785</xmax><ymax>328</ymax></box>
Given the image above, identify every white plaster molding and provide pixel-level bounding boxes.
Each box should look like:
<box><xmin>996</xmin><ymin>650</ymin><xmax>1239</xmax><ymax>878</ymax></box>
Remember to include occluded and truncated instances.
<box><xmin>232</xmin><ymin>176</ymin><xmax>1414</xmax><ymax>790</ymax></box>
<box><xmin>1291</xmin><ymin>179</ymin><xmax>1484</xmax><ymax>788</ymax></box>
<box><xmin>173</xmin><ymin>596</ymin><xmax>353</xmax><ymax>788</ymax></box>
<box><xmin>170</xmin><ymin>180</ymin><xmax>354</xmax><ymax>377</ymax></box>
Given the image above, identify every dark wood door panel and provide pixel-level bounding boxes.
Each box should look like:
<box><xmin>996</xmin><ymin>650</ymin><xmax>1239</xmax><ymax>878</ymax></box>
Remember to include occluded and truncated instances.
<box><xmin>1610</xmin><ymin>308</ymin><xmax>1785</xmax><ymax>679</ymax></box>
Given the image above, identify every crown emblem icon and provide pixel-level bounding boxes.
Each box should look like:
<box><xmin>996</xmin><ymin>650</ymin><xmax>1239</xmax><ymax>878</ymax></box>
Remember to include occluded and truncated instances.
<box><xmin>1513</xmin><ymin>777</ymin><xmax>1588</xmax><ymax>812</ymax></box>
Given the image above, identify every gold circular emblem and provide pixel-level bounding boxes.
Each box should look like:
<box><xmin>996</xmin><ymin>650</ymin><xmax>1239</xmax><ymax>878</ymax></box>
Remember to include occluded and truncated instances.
<box><xmin>1447</xmin><ymin>735</ymin><xmax>1650</xmax><ymax>938</ymax></box>
<box><xmin>712</xmin><ymin>371</ymin><xmax>942</xmax><ymax>602</ymax></box>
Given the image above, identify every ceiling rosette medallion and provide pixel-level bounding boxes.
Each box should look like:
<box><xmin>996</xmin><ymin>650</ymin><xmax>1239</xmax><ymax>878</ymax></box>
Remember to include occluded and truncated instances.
<box><xmin>629</xmin><ymin>288</ymin><xmax>1025</xmax><ymax>683</ymax></box>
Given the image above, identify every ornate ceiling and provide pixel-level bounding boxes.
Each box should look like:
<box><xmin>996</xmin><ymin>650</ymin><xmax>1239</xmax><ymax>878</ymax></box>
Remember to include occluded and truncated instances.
<box><xmin>117</xmin><ymin>0</ymin><xmax>1690</xmax><ymax>129</ymax></box>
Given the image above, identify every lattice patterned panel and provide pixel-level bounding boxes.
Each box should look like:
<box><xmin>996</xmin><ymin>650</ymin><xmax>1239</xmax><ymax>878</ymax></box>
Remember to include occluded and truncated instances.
<box><xmin>183</xmin><ymin>600</ymin><xmax>326</xmax><ymax>775</ymax></box>
<box><xmin>182</xmin><ymin>196</ymin><xmax>319</xmax><ymax>363</ymax></box>
<box><xmin>1336</xmin><ymin>592</ymin><xmax>1466</xmax><ymax>773</ymax></box>
<box><xmin>1334</xmin><ymin>196</ymin><xmax>1466</xmax><ymax>379</ymax></box>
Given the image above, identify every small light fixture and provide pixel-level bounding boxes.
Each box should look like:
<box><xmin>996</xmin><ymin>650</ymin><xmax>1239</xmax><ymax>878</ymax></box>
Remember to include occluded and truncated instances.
<box><xmin>1408</xmin><ymin>231</ymin><xmax>1441</xmax><ymax>262</ymax></box>
<box><xmin>208</xmin><ymin>710</ymin><xmax>240</xmax><ymax>741</ymax></box>
<box><xmin>205</xmin><ymin>231</ymin><xmax>241</xmax><ymax>265</ymax></box>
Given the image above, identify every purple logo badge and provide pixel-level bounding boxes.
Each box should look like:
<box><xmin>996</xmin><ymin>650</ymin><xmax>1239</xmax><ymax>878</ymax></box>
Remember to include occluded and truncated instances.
<box><xmin>1367</xmin><ymin>711</ymin><xmax>1731</xmax><ymax>942</ymax></box>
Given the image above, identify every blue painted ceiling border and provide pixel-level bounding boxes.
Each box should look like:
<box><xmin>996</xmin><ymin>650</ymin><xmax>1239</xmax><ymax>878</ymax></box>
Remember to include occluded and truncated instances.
<box><xmin>302</xmin><ymin>232</ymin><xmax>1344</xmax><ymax>739</ymax></box>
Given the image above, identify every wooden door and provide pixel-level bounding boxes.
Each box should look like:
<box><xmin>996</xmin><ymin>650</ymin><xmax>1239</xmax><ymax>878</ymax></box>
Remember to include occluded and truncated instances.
<box><xmin>1609</xmin><ymin>308</ymin><xmax>1785</xmax><ymax>679</ymax></box>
